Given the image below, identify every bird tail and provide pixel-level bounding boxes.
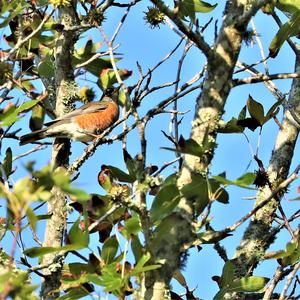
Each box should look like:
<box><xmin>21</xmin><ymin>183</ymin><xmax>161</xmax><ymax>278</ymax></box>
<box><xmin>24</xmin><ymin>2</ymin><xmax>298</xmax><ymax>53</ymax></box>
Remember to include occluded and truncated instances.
<box><xmin>19</xmin><ymin>128</ymin><xmax>48</xmax><ymax>145</ymax></box>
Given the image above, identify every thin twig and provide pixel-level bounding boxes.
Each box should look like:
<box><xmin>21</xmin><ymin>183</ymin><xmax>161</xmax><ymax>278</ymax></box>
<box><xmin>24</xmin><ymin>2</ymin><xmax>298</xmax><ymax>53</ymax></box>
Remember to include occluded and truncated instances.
<box><xmin>88</xmin><ymin>204</ymin><xmax>120</xmax><ymax>233</ymax></box>
<box><xmin>251</xmin><ymin>19</ymin><xmax>269</xmax><ymax>74</ymax></box>
<box><xmin>13</xmin><ymin>145</ymin><xmax>47</xmax><ymax>161</ymax></box>
<box><xmin>226</xmin><ymin>164</ymin><xmax>300</xmax><ymax>232</ymax></box>
<box><xmin>75</xmin><ymin>46</ymin><xmax>119</xmax><ymax>69</ymax></box>
<box><xmin>5</xmin><ymin>9</ymin><xmax>55</xmax><ymax>61</ymax></box>
<box><xmin>280</xmin><ymin>261</ymin><xmax>300</xmax><ymax>300</ymax></box>
<box><xmin>233</xmin><ymin>72</ymin><xmax>300</xmax><ymax>86</ymax></box>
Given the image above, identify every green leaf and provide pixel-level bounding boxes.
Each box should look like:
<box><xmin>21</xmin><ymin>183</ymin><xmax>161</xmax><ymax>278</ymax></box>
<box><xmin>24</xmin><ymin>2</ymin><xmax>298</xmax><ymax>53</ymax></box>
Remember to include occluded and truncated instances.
<box><xmin>30</xmin><ymin>103</ymin><xmax>45</xmax><ymax>131</ymax></box>
<box><xmin>276</xmin><ymin>0</ymin><xmax>300</xmax><ymax>15</ymax></box>
<box><xmin>53</xmin><ymin>169</ymin><xmax>90</xmax><ymax>201</ymax></box>
<box><xmin>56</xmin><ymin>287</ymin><xmax>90</xmax><ymax>300</ymax></box>
<box><xmin>123</xmin><ymin>149</ymin><xmax>137</xmax><ymax>180</ymax></box>
<box><xmin>217</xmin><ymin>117</ymin><xmax>245</xmax><ymax>133</ymax></box>
<box><xmin>60</xmin><ymin>185</ymin><xmax>90</xmax><ymax>202</ymax></box>
<box><xmin>178</xmin><ymin>0</ymin><xmax>217</xmax><ymax>20</ymax></box>
<box><xmin>106</xmin><ymin>165</ymin><xmax>136</xmax><ymax>183</ymax></box>
<box><xmin>101</xmin><ymin>235</ymin><xmax>119</xmax><ymax>264</ymax></box>
<box><xmin>131</xmin><ymin>235</ymin><xmax>143</xmax><ymax>262</ymax></box>
<box><xmin>134</xmin><ymin>252</ymin><xmax>151</xmax><ymax>270</ymax></box>
<box><xmin>16</xmin><ymin>100</ymin><xmax>40</xmax><ymax>114</ymax></box>
<box><xmin>3</xmin><ymin>147</ymin><xmax>12</xmax><ymax>176</ymax></box>
<box><xmin>267</xmin><ymin>238</ymin><xmax>300</xmax><ymax>266</ymax></box>
<box><xmin>181</xmin><ymin>174</ymin><xmax>209</xmax><ymax>214</ymax></box>
<box><xmin>220</xmin><ymin>260</ymin><xmax>235</xmax><ymax>288</ymax></box>
<box><xmin>66</xmin><ymin>262</ymin><xmax>96</xmax><ymax>276</ymax></box>
<box><xmin>130</xmin><ymin>263</ymin><xmax>161</xmax><ymax>276</ymax></box>
<box><xmin>0</xmin><ymin>3</ymin><xmax>26</xmax><ymax>28</ymax></box>
<box><xmin>122</xmin><ymin>215</ymin><xmax>142</xmax><ymax>239</ymax></box>
<box><xmin>73</xmin><ymin>40</ymin><xmax>116</xmax><ymax>77</ymax></box>
<box><xmin>263</xmin><ymin>98</ymin><xmax>283</xmax><ymax>124</ymax></box>
<box><xmin>213</xmin><ymin>172</ymin><xmax>256</xmax><ymax>189</ymax></box>
<box><xmin>150</xmin><ymin>183</ymin><xmax>180</xmax><ymax>222</ymax></box>
<box><xmin>98</xmin><ymin>68</ymin><xmax>132</xmax><ymax>90</ymax></box>
<box><xmin>218</xmin><ymin>106</ymin><xmax>247</xmax><ymax>134</ymax></box>
<box><xmin>68</xmin><ymin>217</ymin><xmax>89</xmax><ymax>248</ymax></box>
<box><xmin>238</xmin><ymin>105</ymin><xmax>247</xmax><ymax>119</ymax></box>
<box><xmin>208</xmin><ymin>179</ymin><xmax>229</xmax><ymax>204</ymax></box>
<box><xmin>247</xmin><ymin>95</ymin><xmax>264</xmax><ymax>125</ymax></box>
<box><xmin>0</xmin><ymin>100</ymin><xmax>40</xmax><ymax>127</ymax></box>
<box><xmin>27</xmin><ymin>207</ymin><xmax>38</xmax><ymax>232</ymax></box>
<box><xmin>38</xmin><ymin>55</ymin><xmax>55</xmax><ymax>78</ymax></box>
<box><xmin>228</xmin><ymin>276</ymin><xmax>269</xmax><ymax>292</ymax></box>
<box><xmin>0</xmin><ymin>105</ymin><xmax>20</xmax><ymax>126</ymax></box>
<box><xmin>24</xmin><ymin>246</ymin><xmax>61</xmax><ymax>258</ymax></box>
<box><xmin>269</xmin><ymin>10</ymin><xmax>300</xmax><ymax>57</ymax></box>
<box><xmin>161</xmin><ymin>138</ymin><xmax>212</xmax><ymax>157</ymax></box>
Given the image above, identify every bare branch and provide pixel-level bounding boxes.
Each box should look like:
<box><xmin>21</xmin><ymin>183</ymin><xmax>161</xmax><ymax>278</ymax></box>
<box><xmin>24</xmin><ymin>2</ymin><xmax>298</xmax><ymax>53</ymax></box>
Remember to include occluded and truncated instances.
<box><xmin>226</xmin><ymin>163</ymin><xmax>300</xmax><ymax>232</ymax></box>
<box><xmin>280</xmin><ymin>261</ymin><xmax>300</xmax><ymax>300</ymax></box>
<box><xmin>233</xmin><ymin>73</ymin><xmax>300</xmax><ymax>86</ymax></box>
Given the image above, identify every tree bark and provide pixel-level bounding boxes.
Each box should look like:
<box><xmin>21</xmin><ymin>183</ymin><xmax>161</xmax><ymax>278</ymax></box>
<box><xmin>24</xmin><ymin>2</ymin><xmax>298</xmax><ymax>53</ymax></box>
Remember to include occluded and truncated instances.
<box><xmin>141</xmin><ymin>0</ymin><xmax>269</xmax><ymax>298</ymax></box>
<box><xmin>228</xmin><ymin>52</ymin><xmax>300</xmax><ymax>299</ymax></box>
<box><xmin>40</xmin><ymin>2</ymin><xmax>78</xmax><ymax>299</ymax></box>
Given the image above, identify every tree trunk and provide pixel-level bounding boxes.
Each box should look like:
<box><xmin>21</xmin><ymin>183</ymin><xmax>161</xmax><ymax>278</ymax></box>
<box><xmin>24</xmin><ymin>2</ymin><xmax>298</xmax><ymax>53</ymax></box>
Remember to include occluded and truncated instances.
<box><xmin>140</xmin><ymin>0</ymin><xmax>269</xmax><ymax>298</ymax></box>
<box><xmin>40</xmin><ymin>2</ymin><xmax>78</xmax><ymax>298</ymax></box>
<box><xmin>227</xmin><ymin>52</ymin><xmax>300</xmax><ymax>299</ymax></box>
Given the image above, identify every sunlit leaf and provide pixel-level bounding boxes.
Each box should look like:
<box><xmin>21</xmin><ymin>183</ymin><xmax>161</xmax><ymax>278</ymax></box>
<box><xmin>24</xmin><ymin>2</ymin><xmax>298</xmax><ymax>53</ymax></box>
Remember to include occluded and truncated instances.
<box><xmin>101</xmin><ymin>235</ymin><xmax>119</xmax><ymax>264</ymax></box>
<box><xmin>150</xmin><ymin>183</ymin><xmax>180</xmax><ymax>222</ymax></box>
<box><xmin>38</xmin><ymin>55</ymin><xmax>55</xmax><ymax>78</ymax></box>
<box><xmin>220</xmin><ymin>260</ymin><xmax>235</xmax><ymax>288</ymax></box>
<box><xmin>213</xmin><ymin>172</ymin><xmax>256</xmax><ymax>189</ymax></box>
<box><xmin>228</xmin><ymin>276</ymin><xmax>269</xmax><ymax>292</ymax></box>
<box><xmin>106</xmin><ymin>165</ymin><xmax>136</xmax><ymax>183</ymax></box>
<box><xmin>208</xmin><ymin>179</ymin><xmax>229</xmax><ymax>204</ymax></box>
<box><xmin>122</xmin><ymin>215</ymin><xmax>142</xmax><ymax>239</ymax></box>
<box><xmin>269</xmin><ymin>10</ymin><xmax>300</xmax><ymax>58</ymax></box>
<box><xmin>27</xmin><ymin>207</ymin><xmax>38</xmax><ymax>232</ymax></box>
<box><xmin>178</xmin><ymin>0</ymin><xmax>217</xmax><ymax>21</ymax></box>
<box><xmin>68</xmin><ymin>217</ymin><xmax>89</xmax><ymax>248</ymax></box>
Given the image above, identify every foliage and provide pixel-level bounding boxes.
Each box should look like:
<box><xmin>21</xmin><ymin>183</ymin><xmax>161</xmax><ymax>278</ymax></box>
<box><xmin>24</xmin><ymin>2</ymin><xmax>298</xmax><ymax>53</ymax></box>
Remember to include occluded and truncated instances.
<box><xmin>0</xmin><ymin>0</ymin><xmax>299</xmax><ymax>299</ymax></box>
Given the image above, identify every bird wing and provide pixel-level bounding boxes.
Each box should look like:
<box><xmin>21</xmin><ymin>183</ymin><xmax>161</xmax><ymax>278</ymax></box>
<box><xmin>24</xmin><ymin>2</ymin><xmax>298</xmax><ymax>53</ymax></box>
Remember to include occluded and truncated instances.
<box><xmin>44</xmin><ymin>101</ymin><xmax>109</xmax><ymax>126</ymax></box>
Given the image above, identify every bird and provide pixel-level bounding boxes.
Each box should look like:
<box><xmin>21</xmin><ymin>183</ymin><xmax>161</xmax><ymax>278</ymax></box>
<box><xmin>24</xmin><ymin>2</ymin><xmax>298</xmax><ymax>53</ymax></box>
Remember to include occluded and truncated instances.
<box><xmin>19</xmin><ymin>87</ymin><xmax>120</xmax><ymax>145</ymax></box>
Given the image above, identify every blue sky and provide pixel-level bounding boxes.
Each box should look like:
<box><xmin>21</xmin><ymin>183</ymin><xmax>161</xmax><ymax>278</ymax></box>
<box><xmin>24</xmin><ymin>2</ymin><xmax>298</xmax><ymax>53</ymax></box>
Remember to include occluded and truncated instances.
<box><xmin>1</xmin><ymin>0</ymin><xmax>300</xmax><ymax>299</ymax></box>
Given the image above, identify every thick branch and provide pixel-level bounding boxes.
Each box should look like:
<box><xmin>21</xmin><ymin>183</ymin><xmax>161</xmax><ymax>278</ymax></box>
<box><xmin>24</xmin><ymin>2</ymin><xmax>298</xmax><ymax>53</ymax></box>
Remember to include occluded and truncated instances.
<box><xmin>141</xmin><ymin>0</ymin><xmax>268</xmax><ymax>298</ymax></box>
<box><xmin>231</xmin><ymin>53</ymin><xmax>300</xmax><ymax>298</ymax></box>
<box><xmin>40</xmin><ymin>2</ymin><xmax>79</xmax><ymax>299</ymax></box>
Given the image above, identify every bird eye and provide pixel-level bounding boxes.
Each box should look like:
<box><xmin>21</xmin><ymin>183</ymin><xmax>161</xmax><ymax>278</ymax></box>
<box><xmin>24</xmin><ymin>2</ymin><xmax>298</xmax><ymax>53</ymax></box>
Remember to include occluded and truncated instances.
<box><xmin>105</xmin><ymin>87</ymin><xmax>114</xmax><ymax>95</ymax></box>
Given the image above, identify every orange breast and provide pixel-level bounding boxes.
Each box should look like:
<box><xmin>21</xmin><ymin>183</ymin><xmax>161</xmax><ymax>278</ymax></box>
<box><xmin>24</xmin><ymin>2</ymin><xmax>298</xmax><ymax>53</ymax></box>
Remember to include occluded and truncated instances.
<box><xmin>74</xmin><ymin>101</ymin><xmax>119</xmax><ymax>133</ymax></box>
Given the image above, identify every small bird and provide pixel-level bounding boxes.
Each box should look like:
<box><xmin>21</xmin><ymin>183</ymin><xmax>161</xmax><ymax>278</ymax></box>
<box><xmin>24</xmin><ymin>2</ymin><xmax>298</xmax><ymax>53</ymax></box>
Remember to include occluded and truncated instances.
<box><xmin>19</xmin><ymin>87</ymin><xmax>120</xmax><ymax>145</ymax></box>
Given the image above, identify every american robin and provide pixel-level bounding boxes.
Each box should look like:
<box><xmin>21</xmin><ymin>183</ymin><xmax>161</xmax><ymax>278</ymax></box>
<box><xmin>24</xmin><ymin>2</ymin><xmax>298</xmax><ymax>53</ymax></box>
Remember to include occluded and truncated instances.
<box><xmin>19</xmin><ymin>87</ymin><xmax>120</xmax><ymax>145</ymax></box>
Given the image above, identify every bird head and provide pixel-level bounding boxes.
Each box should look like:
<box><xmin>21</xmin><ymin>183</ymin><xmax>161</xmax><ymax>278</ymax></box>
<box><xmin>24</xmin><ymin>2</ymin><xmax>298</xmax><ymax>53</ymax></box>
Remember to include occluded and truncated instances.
<box><xmin>103</xmin><ymin>86</ymin><xmax>121</xmax><ymax>102</ymax></box>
